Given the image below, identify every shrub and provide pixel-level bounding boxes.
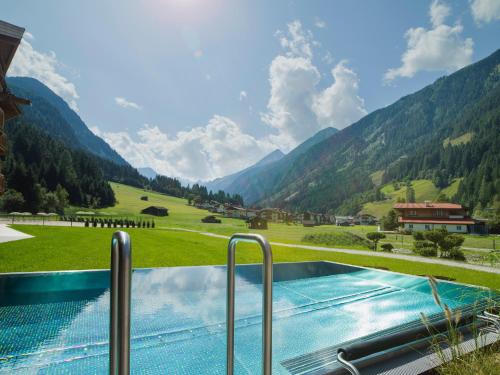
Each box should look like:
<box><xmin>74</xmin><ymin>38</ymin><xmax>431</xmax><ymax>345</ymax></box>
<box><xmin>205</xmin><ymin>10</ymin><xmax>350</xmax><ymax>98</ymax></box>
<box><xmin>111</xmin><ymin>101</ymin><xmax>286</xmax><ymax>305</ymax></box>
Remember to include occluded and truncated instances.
<box><xmin>446</xmin><ymin>248</ymin><xmax>466</xmax><ymax>261</ymax></box>
<box><xmin>366</xmin><ymin>232</ymin><xmax>386</xmax><ymax>251</ymax></box>
<box><xmin>425</xmin><ymin>229</ymin><xmax>448</xmax><ymax>249</ymax></box>
<box><xmin>414</xmin><ymin>240</ymin><xmax>438</xmax><ymax>257</ymax></box>
<box><xmin>438</xmin><ymin>234</ymin><xmax>465</xmax><ymax>259</ymax></box>
<box><xmin>412</xmin><ymin>231</ymin><xmax>425</xmax><ymax>241</ymax></box>
<box><xmin>381</xmin><ymin>243</ymin><xmax>394</xmax><ymax>252</ymax></box>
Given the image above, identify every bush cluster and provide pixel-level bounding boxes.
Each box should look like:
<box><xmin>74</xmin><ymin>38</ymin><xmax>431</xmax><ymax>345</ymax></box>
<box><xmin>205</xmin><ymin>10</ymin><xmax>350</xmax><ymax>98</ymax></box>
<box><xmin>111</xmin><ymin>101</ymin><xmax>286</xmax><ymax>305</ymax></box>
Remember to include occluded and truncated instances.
<box><xmin>60</xmin><ymin>216</ymin><xmax>155</xmax><ymax>229</ymax></box>
<box><xmin>412</xmin><ymin>229</ymin><xmax>465</xmax><ymax>260</ymax></box>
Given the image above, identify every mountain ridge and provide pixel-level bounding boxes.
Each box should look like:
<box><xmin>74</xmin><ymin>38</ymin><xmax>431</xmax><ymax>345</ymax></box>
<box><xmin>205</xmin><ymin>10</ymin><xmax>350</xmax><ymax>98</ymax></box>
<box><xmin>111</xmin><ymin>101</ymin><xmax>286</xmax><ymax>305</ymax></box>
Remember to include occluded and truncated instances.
<box><xmin>249</xmin><ymin>49</ymin><xmax>500</xmax><ymax>214</ymax></box>
<box><xmin>210</xmin><ymin>126</ymin><xmax>338</xmax><ymax>202</ymax></box>
<box><xmin>6</xmin><ymin>77</ymin><xmax>128</xmax><ymax>166</ymax></box>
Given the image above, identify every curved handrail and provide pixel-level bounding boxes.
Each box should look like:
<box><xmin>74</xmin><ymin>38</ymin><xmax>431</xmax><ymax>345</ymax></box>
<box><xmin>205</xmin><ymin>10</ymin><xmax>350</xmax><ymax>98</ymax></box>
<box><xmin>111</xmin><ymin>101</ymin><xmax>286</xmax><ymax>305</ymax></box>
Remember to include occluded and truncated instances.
<box><xmin>337</xmin><ymin>351</ymin><xmax>361</xmax><ymax>375</ymax></box>
<box><xmin>110</xmin><ymin>231</ymin><xmax>132</xmax><ymax>375</ymax></box>
<box><xmin>226</xmin><ymin>233</ymin><xmax>273</xmax><ymax>375</ymax></box>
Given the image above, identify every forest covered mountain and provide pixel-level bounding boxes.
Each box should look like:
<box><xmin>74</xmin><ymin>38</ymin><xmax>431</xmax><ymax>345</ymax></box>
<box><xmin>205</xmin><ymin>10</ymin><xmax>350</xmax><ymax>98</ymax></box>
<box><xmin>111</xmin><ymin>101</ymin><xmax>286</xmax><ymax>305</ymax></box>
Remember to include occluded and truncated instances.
<box><xmin>2</xmin><ymin>78</ymin><xmax>243</xmax><ymax>212</ymax></box>
<box><xmin>214</xmin><ymin>126</ymin><xmax>338</xmax><ymax>203</ymax></box>
<box><xmin>7</xmin><ymin>77</ymin><xmax>129</xmax><ymax>166</ymax></box>
<box><xmin>205</xmin><ymin>149</ymin><xmax>284</xmax><ymax>193</ymax></box>
<box><xmin>237</xmin><ymin>49</ymin><xmax>500</xmax><ymax>214</ymax></box>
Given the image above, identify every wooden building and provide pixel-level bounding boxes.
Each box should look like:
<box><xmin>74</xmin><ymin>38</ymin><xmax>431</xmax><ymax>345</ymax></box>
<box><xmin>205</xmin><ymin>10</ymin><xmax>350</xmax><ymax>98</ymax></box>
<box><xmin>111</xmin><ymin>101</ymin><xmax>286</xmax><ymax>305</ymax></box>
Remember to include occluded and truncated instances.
<box><xmin>247</xmin><ymin>216</ymin><xmax>268</xmax><ymax>230</ymax></box>
<box><xmin>394</xmin><ymin>202</ymin><xmax>474</xmax><ymax>233</ymax></box>
<box><xmin>141</xmin><ymin>206</ymin><xmax>169</xmax><ymax>217</ymax></box>
<box><xmin>0</xmin><ymin>20</ymin><xmax>31</xmax><ymax>194</ymax></box>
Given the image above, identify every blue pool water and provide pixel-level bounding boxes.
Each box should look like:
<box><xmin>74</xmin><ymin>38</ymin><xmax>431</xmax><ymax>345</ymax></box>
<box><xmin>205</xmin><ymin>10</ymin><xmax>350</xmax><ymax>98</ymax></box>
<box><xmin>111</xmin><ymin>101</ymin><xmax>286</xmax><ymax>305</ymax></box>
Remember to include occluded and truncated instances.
<box><xmin>0</xmin><ymin>262</ymin><xmax>495</xmax><ymax>374</ymax></box>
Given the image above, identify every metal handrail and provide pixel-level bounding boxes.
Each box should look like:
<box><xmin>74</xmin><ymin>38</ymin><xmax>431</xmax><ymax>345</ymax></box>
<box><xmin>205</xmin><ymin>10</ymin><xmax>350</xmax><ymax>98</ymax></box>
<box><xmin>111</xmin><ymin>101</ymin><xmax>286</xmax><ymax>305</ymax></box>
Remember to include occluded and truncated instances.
<box><xmin>110</xmin><ymin>231</ymin><xmax>132</xmax><ymax>375</ymax></box>
<box><xmin>226</xmin><ymin>233</ymin><xmax>273</xmax><ymax>375</ymax></box>
<box><xmin>337</xmin><ymin>352</ymin><xmax>361</xmax><ymax>375</ymax></box>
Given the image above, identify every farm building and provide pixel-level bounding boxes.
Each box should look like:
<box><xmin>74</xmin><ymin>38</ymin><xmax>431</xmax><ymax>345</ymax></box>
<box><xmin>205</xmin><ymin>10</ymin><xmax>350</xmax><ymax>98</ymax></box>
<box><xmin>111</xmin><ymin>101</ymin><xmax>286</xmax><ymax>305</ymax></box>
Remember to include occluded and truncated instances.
<box><xmin>355</xmin><ymin>213</ymin><xmax>377</xmax><ymax>225</ymax></box>
<box><xmin>141</xmin><ymin>206</ymin><xmax>169</xmax><ymax>216</ymax></box>
<box><xmin>247</xmin><ymin>216</ymin><xmax>268</xmax><ymax>230</ymax></box>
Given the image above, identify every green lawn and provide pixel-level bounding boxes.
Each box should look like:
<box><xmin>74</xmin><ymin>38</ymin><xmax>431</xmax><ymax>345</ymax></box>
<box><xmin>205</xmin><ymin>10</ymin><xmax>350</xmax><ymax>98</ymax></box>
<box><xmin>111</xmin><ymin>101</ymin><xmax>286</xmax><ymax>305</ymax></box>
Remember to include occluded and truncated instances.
<box><xmin>1</xmin><ymin>225</ymin><xmax>499</xmax><ymax>290</ymax></box>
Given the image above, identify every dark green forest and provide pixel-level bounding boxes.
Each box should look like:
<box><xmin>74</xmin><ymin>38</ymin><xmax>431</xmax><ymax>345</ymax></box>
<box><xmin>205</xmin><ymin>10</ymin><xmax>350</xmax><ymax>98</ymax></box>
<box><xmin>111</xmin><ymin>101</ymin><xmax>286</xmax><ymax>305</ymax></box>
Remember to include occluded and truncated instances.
<box><xmin>3</xmin><ymin>122</ymin><xmax>116</xmax><ymax>211</ymax></box>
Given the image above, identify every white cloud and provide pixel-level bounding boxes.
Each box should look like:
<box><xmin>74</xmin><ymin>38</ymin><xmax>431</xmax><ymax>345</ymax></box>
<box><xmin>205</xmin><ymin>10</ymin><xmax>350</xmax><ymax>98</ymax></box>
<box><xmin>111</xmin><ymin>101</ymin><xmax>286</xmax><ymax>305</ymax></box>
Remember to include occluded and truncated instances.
<box><xmin>385</xmin><ymin>1</ymin><xmax>473</xmax><ymax>82</ymax></box>
<box><xmin>276</xmin><ymin>20</ymin><xmax>315</xmax><ymax>59</ymax></box>
<box><xmin>262</xmin><ymin>21</ymin><xmax>366</xmax><ymax>150</ymax></box>
<box><xmin>9</xmin><ymin>36</ymin><xmax>80</xmax><ymax>111</ymax></box>
<box><xmin>322</xmin><ymin>51</ymin><xmax>334</xmax><ymax>65</ymax></box>
<box><xmin>313</xmin><ymin>61</ymin><xmax>367</xmax><ymax>129</ymax></box>
<box><xmin>314</xmin><ymin>18</ymin><xmax>327</xmax><ymax>29</ymax></box>
<box><xmin>24</xmin><ymin>31</ymin><xmax>34</xmax><ymax>40</ymax></box>
<box><xmin>470</xmin><ymin>0</ymin><xmax>500</xmax><ymax>24</ymax></box>
<box><xmin>430</xmin><ymin>0</ymin><xmax>451</xmax><ymax>27</ymax></box>
<box><xmin>262</xmin><ymin>55</ymin><xmax>321</xmax><ymax>149</ymax></box>
<box><xmin>97</xmin><ymin>116</ymin><xmax>275</xmax><ymax>182</ymax></box>
<box><xmin>115</xmin><ymin>97</ymin><xmax>142</xmax><ymax>110</ymax></box>
<box><xmin>239</xmin><ymin>90</ymin><xmax>247</xmax><ymax>101</ymax></box>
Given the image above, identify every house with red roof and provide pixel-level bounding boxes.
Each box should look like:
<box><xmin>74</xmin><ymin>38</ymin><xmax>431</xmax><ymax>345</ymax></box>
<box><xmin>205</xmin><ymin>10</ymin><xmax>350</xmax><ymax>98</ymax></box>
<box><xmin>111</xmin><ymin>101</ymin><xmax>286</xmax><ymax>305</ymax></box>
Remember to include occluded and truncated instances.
<box><xmin>393</xmin><ymin>201</ymin><xmax>474</xmax><ymax>233</ymax></box>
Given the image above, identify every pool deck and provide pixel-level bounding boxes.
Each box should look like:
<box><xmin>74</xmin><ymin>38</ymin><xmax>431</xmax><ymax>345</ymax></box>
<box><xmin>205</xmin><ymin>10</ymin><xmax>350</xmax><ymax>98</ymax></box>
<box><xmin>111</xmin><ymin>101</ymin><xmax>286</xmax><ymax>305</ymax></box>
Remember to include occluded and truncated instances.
<box><xmin>0</xmin><ymin>224</ymin><xmax>33</xmax><ymax>243</ymax></box>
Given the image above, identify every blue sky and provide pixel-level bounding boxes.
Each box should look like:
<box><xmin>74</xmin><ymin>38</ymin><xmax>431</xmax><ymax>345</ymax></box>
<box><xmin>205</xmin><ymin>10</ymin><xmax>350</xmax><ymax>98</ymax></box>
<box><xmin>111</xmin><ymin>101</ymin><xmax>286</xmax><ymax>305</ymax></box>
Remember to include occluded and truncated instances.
<box><xmin>4</xmin><ymin>0</ymin><xmax>500</xmax><ymax>182</ymax></box>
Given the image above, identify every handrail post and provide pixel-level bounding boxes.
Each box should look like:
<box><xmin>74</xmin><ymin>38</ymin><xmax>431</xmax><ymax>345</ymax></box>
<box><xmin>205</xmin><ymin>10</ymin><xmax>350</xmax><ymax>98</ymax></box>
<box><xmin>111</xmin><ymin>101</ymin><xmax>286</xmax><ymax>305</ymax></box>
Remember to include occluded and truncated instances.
<box><xmin>110</xmin><ymin>231</ymin><xmax>132</xmax><ymax>375</ymax></box>
<box><xmin>226</xmin><ymin>233</ymin><xmax>273</xmax><ymax>375</ymax></box>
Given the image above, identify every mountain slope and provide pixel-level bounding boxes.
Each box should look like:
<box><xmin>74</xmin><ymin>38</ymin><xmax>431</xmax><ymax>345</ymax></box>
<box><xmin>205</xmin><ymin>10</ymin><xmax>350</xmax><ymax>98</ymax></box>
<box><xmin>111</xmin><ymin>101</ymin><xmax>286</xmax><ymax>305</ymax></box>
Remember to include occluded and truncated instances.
<box><xmin>205</xmin><ymin>149</ymin><xmax>284</xmax><ymax>192</ymax></box>
<box><xmin>253</xmin><ymin>49</ymin><xmax>500</xmax><ymax>213</ymax></box>
<box><xmin>217</xmin><ymin>127</ymin><xmax>338</xmax><ymax>203</ymax></box>
<box><xmin>7</xmin><ymin>77</ymin><xmax>128</xmax><ymax>166</ymax></box>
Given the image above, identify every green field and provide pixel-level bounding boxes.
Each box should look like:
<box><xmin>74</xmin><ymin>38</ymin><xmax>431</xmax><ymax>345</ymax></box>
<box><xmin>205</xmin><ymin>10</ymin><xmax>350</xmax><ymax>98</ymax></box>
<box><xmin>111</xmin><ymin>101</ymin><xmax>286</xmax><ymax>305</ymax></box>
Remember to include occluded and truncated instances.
<box><xmin>2</xmin><ymin>182</ymin><xmax>499</xmax><ymax>290</ymax></box>
<box><xmin>1</xmin><ymin>225</ymin><xmax>499</xmax><ymax>290</ymax></box>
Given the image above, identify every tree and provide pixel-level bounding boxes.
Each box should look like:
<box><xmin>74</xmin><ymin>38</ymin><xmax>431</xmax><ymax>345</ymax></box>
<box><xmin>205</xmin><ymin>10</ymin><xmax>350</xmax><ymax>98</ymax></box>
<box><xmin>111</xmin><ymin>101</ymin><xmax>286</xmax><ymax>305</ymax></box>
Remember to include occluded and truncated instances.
<box><xmin>366</xmin><ymin>232</ymin><xmax>386</xmax><ymax>251</ymax></box>
<box><xmin>55</xmin><ymin>185</ymin><xmax>69</xmax><ymax>214</ymax></box>
<box><xmin>435</xmin><ymin>193</ymin><xmax>449</xmax><ymax>202</ymax></box>
<box><xmin>382</xmin><ymin>209</ymin><xmax>399</xmax><ymax>231</ymax></box>
<box><xmin>406</xmin><ymin>184</ymin><xmax>416</xmax><ymax>203</ymax></box>
<box><xmin>438</xmin><ymin>234</ymin><xmax>465</xmax><ymax>260</ymax></box>
<box><xmin>424</xmin><ymin>229</ymin><xmax>447</xmax><ymax>255</ymax></box>
<box><xmin>413</xmin><ymin>240</ymin><xmax>438</xmax><ymax>257</ymax></box>
<box><xmin>0</xmin><ymin>189</ymin><xmax>25</xmax><ymax>212</ymax></box>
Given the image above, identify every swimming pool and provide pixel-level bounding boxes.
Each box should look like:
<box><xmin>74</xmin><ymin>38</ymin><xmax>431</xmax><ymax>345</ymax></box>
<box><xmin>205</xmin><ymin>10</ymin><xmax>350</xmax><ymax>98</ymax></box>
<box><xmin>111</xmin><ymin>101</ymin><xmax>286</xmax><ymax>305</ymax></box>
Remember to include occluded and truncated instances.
<box><xmin>0</xmin><ymin>261</ymin><xmax>496</xmax><ymax>374</ymax></box>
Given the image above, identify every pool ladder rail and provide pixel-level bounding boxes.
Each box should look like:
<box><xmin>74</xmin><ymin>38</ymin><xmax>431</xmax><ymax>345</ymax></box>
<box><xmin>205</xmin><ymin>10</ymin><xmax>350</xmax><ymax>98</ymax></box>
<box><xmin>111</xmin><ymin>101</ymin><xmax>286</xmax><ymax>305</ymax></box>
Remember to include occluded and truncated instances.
<box><xmin>226</xmin><ymin>233</ymin><xmax>273</xmax><ymax>375</ymax></box>
<box><xmin>109</xmin><ymin>231</ymin><xmax>132</xmax><ymax>375</ymax></box>
<box><xmin>478</xmin><ymin>311</ymin><xmax>500</xmax><ymax>336</ymax></box>
<box><xmin>107</xmin><ymin>231</ymin><xmax>274</xmax><ymax>375</ymax></box>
